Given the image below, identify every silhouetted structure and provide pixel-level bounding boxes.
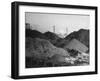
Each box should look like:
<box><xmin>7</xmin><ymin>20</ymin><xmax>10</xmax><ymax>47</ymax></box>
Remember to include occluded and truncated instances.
<box><xmin>53</xmin><ymin>25</ymin><xmax>55</xmax><ymax>33</ymax></box>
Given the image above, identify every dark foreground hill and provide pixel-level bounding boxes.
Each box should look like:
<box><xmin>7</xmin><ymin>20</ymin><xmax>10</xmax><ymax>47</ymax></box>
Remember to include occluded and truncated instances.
<box><xmin>26</xmin><ymin>29</ymin><xmax>60</xmax><ymax>45</ymax></box>
<box><xmin>26</xmin><ymin>37</ymin><xmax>69</xmax><ymax>68</ymax></box>
<box><xmin>26</xmin><ymin>29</ymin><xmax>46</xmax><ymax>39</ymax></box>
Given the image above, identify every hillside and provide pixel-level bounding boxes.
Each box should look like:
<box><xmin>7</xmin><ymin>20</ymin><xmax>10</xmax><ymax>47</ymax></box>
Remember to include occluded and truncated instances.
<box><xmin>44</xmin><ymin>31</ymin><xmax>60</xmax><ymax>45</ymax></box>
<box><xmin>26</xmin><ymin>37</ymin><xmax>69</xmax><ymax>57</ymax></box>
<box><xmin>26</xmin><ymin>29</ymin><xmax>47</xmax><ymax>39</ymax></box>
<box><xmin>25</xmin><ymin>28</ymin><xmax>90</xmax><ymax>68</ymax></box>
<box><xmin>26</xmin><ymin>37</ymin><xmax>69</xmax><ymax>68</ymax></box>
<box><xmin>64</xmin><ymin>39</ymin><xmax>88</xmax><ymax>53</ymax></box>
<box><xmin>26</xmin><ymin>29</ymin><xmax>61</xmax><ymax>46</ymax></box>
<box><xmin>65</xmin><ymin>29</ymin><xmax>89</xmax><ymax>48</ymax></box>
<box><xmin>55</xmin><ymin>29</ymin><xmax>89</xmax><ymax>48</ymax></box>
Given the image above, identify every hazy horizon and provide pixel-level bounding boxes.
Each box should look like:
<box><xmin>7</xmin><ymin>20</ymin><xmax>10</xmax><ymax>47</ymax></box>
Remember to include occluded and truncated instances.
<box><xmin>25</xmin><ymin>12</ymin><xmax>90</xmax><ymax>35</ymax></box>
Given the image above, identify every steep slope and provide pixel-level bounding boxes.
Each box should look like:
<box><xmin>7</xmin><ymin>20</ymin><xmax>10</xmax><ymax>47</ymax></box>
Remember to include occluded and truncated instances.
<box><xmin>26</xmin><ymin>37</ymin><xmax>69</xmax><ymax>58</ymax></box>
<box><xmin>26</xmin><ymin>37</ymin><xmax>69</xmax><ymax>68</ymax></box>
<box><xmin>64</xmin><ymin>39</ymin><xmax>88</xmax><ymax>53</ymax></box>
<box><xmin>65</xmin><ymin>29</ymin><xmax>89</xmax><ymax>48</ymax></box>
<box><xmin>56</xmin><ymin>29</ymin><xmax>89</xmax><ymax>48</ymax></box>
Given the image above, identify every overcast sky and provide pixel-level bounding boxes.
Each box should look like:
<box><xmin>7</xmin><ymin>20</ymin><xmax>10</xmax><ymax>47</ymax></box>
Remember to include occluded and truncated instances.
<box><xmin>25</xmin><ymin>12</ymin><xmax>90</xmax><ymax>35</ymax></box>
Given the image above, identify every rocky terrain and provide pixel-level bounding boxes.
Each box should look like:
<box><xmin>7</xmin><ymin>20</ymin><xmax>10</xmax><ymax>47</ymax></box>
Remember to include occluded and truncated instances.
<box><xmin>25</xmin><ymin>24</ymin><xmax>89</xmax><ymax>68</ymax></box>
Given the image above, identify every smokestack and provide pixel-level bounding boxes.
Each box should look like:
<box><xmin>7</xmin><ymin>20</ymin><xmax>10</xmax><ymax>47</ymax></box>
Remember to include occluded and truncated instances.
<box><xmin>66</xmin><ymin>27</ymin><xmax>68</xmax><ymax>34</ymax></box>
<box><xmin>53</xmin><ymin>25</ymin><xmax>55</xmax><ymax>33</ymax></box>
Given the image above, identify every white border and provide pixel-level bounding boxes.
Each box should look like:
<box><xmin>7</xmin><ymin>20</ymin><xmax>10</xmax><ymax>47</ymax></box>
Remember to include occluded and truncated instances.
<box><xmin>19</xmin><ymin>5</ymin><xmax>95</xmax><ymax>76</ymax></box>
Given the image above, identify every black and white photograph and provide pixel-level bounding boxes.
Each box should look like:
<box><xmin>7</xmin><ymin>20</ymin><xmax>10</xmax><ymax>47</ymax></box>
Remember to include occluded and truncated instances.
<box><xmin>11</xmin><ymin>1</ymin><xmax>97</xmax><ymax>79</ymax></box>
<box><xmin>25</xmin><ymin>12</ymin><xmax>90</xmax><ymax>68</ymax></box>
